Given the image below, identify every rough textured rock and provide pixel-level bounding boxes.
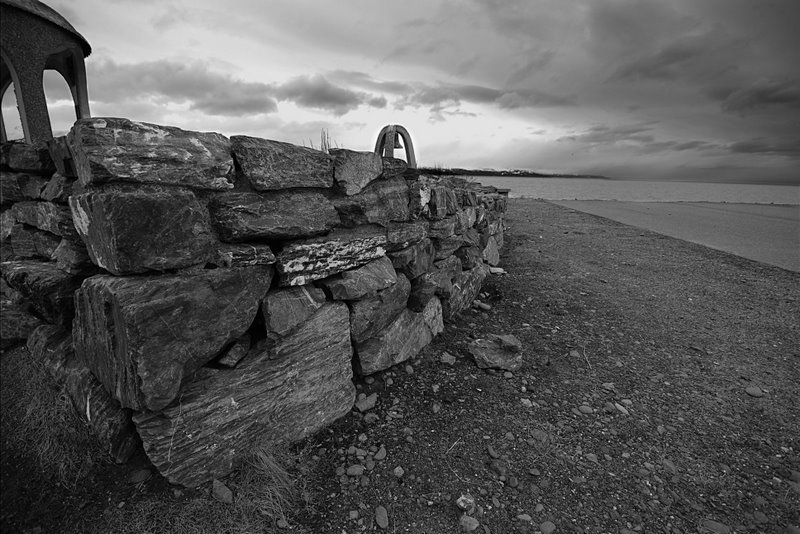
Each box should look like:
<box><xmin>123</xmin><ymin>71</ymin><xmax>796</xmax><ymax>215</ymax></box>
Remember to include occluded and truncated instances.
<box><xmin>1</xmin><ymin>209</ymin><xmax>14</xmax><ymax>240</ymax></box>
<box><xmin>0</xmin><ymin>260</ymin><xmax>83</xmax><ymax>325</ymax></box>
<box><xmin>385</xmin><ymin>220</ymin><xmax>428</xmax><ymax>251</ymax></box>
<box><xmin>330</xmin><ymin>148</ymin><xmax>383</xmax><ymax>196</ymax></box>
<box><xmin>2</xmin><ymin>141</ymin><xmax>55</xmax><ymax>174</ymax></box>
<box><xmin>276</xmin><ymin>226</ymin><xmax>388</xmax><ymax>286</ymax></box>
<box><xmin>333</xmin><ymin>176</ymin><xmax>410</xmax><ymax>227</ymax></box>
<box><xmin>428</xmin><ymin>217</ymin><xmax>456</xmax><ymax>239</ymax></box>
<box><xmin>133</xmin><ymin>302</ymin><xmax>355</xmax><ymax>487</ymax></box>
<box><xmin>52</xmin><ymin>239</ymin><xmax>95</xmax><ymax>274</ymax></box>
<box><xmin>212</xmin><ymin>243</ymin><xmax>276</xmax><ymax>268</ymax></box>
<box><xmin>7</xmin><ymin>225</ymin><xmax>61</xmax><ymax>260</ymax></box>
<box><xmin>40</xmin><ymin>172</ymin><xmax>76</xmax><ymax>203</ymax></box>
<box><xmin>408</xmin><ymin>179</ymin><xmax>432</xmax><ymax>219</ymax></box>
<box><xmin>67</xmin><ymin>118</ymin><xmax>234</xmax><ymax>190</ymax></box>
<box><xmin>209</xmin><ymin>191</ymin><xmax>339</xmax><ymax>242</ymax></box>
<box><xmin>349</xmin><ymin>273</ymin><xmax>410</xmax><ymax>344</ymax></box>
<box><xmin>482</xmin><ymin>236</ymin><xmax>501</xmax><ymax>266</ymax></box>
<box><xmin>455</xmin><ymin>245</ymin><xmax>483</xmax><ymax>270</ymax></box>
<box><xmin>0</xmin><ymin>303</ymin><xmax>43</xmax><ymax>348</ymax></box>
<box><xmin>443</xmin><ymin>263</ymin><xmax>489</xmax><ymax>320</ymax></box>
<box><xmin>69</xmin><ymin>189</ymin><xmax>215</xmax><ymax>275</ymax></box>
<box><xmin>262</xmin><ymin>285</ymin><xmax>327</xmax><ymax>339</ymax></box>
<box><xmin>381</xmin><ymin>157</ymin><xmax>408</xmax><ymax>178</ymax></box>
<box><xmin>318</xmin><ymin>256</ymin><xmax>397</xmax><ymax>300</ymax></box>
<box><xmin>1</xmin><ymin>171</ymin><xmax>47</xmax><ymax>201</ymax></box>
<box><xmin>408</xmin><ymin>274</ymin><xmax>437</xmax><ymax>312</ymax></box>
<box><xmin>389</xmin><ymin>238</ymin><xmax>434</xmax><ymax>280</ymax></box>
<box><xmin>231</xmin><ymin>136</ymin><xmax>334</xmax><ymax>190</ymax></box>
<box><xmin>432</xmin><ymin>235</ymin><xmax>464</xmax><ymax>261</ymax></box>
<box><xmin>27</xmin><ymin>325</ymin><xmax>140</xmax><ymax>463</ymax></box>
<box><xmin>217</xmin><ymin>334</ymin><xmax>251</xmax><ymax>368</ymax></box>
<box><xmin>454</xmin><ymin>207</ymin><xmax>477</xmax><ymax>233</ymax></box>
<box><xmin>12</xmin><ymin>201</ymin><xmax>77</xmax><ymax>238</ymax></box>
<box><xmin>427</xmin><ymin>185</ymin><xmax>450</xmax><ymax>220</ymax></box>
<box><xmin>72</xmin><ymin>267</ymin><xmax>273</xmax><ymax>411</ymax></box>
<box><xmin>47</xmin><ymin>135</ymin><xmax>77</xmax><ymax>177</ymax></box>
<box><xmin>468</xmin><ymin>334</ymin><xmax>523</xmax><ymax>371</ymax></box>
<box><xmin>355</xmin><ymin>296</ymin><xmax>442</xmax><ymax>375</ymax></box>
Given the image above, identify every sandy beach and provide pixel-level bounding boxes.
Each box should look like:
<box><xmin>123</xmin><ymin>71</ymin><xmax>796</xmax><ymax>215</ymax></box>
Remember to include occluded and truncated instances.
<box><xmin>553</xmin><ymin>201</ymin><xmax>800</xmax><ymax>272</ymax></box>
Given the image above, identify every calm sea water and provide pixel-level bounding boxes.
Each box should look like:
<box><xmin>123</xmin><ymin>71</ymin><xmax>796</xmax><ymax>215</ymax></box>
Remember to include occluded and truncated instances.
<box><xmin>470</xmin><ymin>176</ymin><xmax>800</xmax><ymax>205</ymax></box>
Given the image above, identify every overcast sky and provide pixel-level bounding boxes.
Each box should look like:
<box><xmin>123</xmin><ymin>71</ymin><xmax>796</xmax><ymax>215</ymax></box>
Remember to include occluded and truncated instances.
<box><xmin>4</xmin><ymin>0</ymin><xmax>799</xmax><ymax>183</ymax></box>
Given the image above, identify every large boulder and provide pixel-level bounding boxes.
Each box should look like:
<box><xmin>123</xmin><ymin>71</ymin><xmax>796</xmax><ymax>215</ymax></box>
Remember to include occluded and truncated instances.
<box><xmin>1</xmin><ymin>141</ymin><xmax>55</xmax><ymax>174</ymax></box>
<box><xmin>208</xmin><ymin>191</ymin><xmax>339</xmax><ymax>242</ymax></box>
<box><xmin>0</xmin><ymin>260</ymin><xmax>83</xmax><ymax>325</ymax></box>
<box><xmin>133</xmin><ymin>302</ymin><xmax>355</xmax><ymax>487</ymax></box>
<box><xmin>317</xmin><ymin>256</ymin><xmax>397</xmax><ymax>300</ymax></box>
<box><xmin>385</xmin><ymin>221</ymin><xmax>428</xmax><ymax>251</ymax></box>
<box><xmin>12</xmin><ymin>201</ymin><xmax>77</xmax><ymax>238</ymax></box>
<box><xmin>72</xmin><ymin>267</ymin><xmax>273</xmax><ymax>411</ymax></box>
<box><xmin>333</xmin><ymin>176</ymin><xmax>410</xmax><ymax>227</ymax></box>
<box><xmin>330</xmin><ymin>149</ymin><xmax>383</xmax><ymax>196</ymax></box>
<box><xmin>349</xmin><ymin>273</ymin><xmax>411</xmax><ymax>345</ymax></box>
<box><xmin>442</xmin><ymin>263</ymin><xmax>489</xmax><ymax>321</ymax></box>
<box><xmin>69</xmin><ymin>189</ymin><xmax>215</xmax><ymax>275</ymax></box>
<box><xmin>7</xmin><ymin>225</ymin><xmax>61</xmax><ymax>260</ymax></box>
<box><xmin>354</xmin><ymin>296</ymin><xmax>443</xmax><ymax>375</ymax></box>
<box><xmin>389</xmin><ymin>238</ymin><xmax>434</xmax><ymax>280</ymax></box>
<box><xmin>0</xmin><ymin>171</ymin><xmax>47</xmax><ymax>202</ymax></box>
<box><xmin>67</xmin><ymin>118</ymin><xmax>234</xmax><ymax>190</ymax></box>
<box><xmin>230</xmin><ymin>136</ymin><xmax>333</xmax><ymax>190</ymax></box>
<box><xmin>27</xmin><ymin>325</ymin><xmax>141</xmax><ymax>463</ymax></box>
<box><xmin>276</xmin><ymin>226</ymin><xmax>388</xmax><ymax>286</ymax></box>
<box><xmin>262</xmin><ymin>285</ymin><xmax>328</xmax><ymax>339</ymax></box>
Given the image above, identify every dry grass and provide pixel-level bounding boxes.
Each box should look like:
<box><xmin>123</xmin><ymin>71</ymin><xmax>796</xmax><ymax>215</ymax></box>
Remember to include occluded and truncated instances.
<box><xmin>0</xmin><ymin>345</ymin><xmax>101</xmax><ymax>489</ymax></box>
<box><xmin>235</xmin><ymin>446</ymin><xmax>296</xmax><ymax>522</ymax></box>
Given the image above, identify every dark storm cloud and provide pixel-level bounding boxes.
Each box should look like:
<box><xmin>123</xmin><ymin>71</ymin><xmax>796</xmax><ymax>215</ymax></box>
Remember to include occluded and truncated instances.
<box><xmin>88</xmin><ymin>59</ymin><xmax>277</xmax><ymax>116</ymax></box>
<box><xmin>269</xmin><ymin>74</ymin><xmax>387</xmax><ymax>116</ymax></box>
<box><xmin>559</xmin><ymin>124</ymin><xmax>721</xmax><ymax>156</ymax></box>
<box><xmin>612</xmin><ymin>40</ymin><xmax>707</xmax><ymax>81</ymax></box>
<box><xmin>326</xmin><ymin>71</ymin><xmax>413</xmax><ymax>95</ymax></box>
<box><xmin>715</xmin><ymin>79</ymin><xmax>800</xmax><ymax>113</ymax></box>
<box><xmin>728</xmin><ymin>138</ymin><xmax>800</xmax><ymax>158</ymax></box>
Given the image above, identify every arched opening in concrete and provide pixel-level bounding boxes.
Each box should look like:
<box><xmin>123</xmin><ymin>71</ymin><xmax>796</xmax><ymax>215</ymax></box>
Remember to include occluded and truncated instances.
<box><xmin>1</xmin><ymin>52</ymin><xmax>23</xmax><ymax>142</ymax></box>
<box><xmin>43</xmin><ymin>68</ymin><xmax>77</xmax><ymax>137</ymax></box>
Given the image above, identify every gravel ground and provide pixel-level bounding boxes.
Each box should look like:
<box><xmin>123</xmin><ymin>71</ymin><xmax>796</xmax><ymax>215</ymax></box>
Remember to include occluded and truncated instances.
<box><xmin>2</xmin><ymin>198</ymin><xmax>798</xmax><ymax>534</ymax></box>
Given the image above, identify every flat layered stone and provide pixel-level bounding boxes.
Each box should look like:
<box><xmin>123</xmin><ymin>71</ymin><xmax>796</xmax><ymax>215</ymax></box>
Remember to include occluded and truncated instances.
<box><xmin>354</xmin><ymin>296</ymin><xmax>442</xmax><ymax>375</ymax></box>
<box><xmin>0</xmin><ymin>260</ymin><xmax>83</xmax><ymax>325</ymax></box>
<box><xmin>1</xmin><ymin>141</ymin><xmax>55</xmax><ymax>174</ymax></box>
<box><xmin>47</xmin><ymin>135</ymin><xmax>77</xmax><ymax>177</ymax></box>
<box><xmin>72</xmin><ymin>267</ymin><xmax>272</xmax><ymax>411</ymax></box>
<box><xmin>349</xmin><ymin>273</ymin><xmax>410</xmax><ymax>344</ymax></box>
<box><xmin>230</xmin><ymin>136</ymin><xmax>334</xmax><ymax>190</ymax></box>
<box><xmin>385</xmin><ymin>221</ymin><xmax>428</xmax><ymax>251</ymax></box>
<box><xmin>67</xmin><ymin>118</ymin><xmax>234</xmax><ymax>190</ymax></box>
<box><xmin>432</xmin><ymin>235</ymin><xmax>464</xmax><ymax>260</ymax></box>
<box><xmin>1</xmin><ymin>172</ymin><xmax>47</xmax><ymax>201</ymax></box>
<box><xmin>133</xmin><ymin>302</ymin><xmax>355</xmax><ymax>487</ymax></box>
<box><xmin>276</xmin><ymin>226</ymin><xmax>387</xmax><ymax>286</ymax></box>
<box><xmin>212</xmin><ymin>243</ymin><xmax>276</xmax><ymax>268</ymax></box>
<box><xmin>0</xmin><ymin>303</ymin><xmax>42</xmax><ymax>348</ymax></box>
<box><xmin>483</xmin><ymin>236</ymin><xmax>501</xmax><ymax>266</ymax></box>
<box><xmin>52</xmin><ymin>239</ymin><xmax>95</xmax><ymax>274</ymax></box>
<box><xmin>428</xmin><ymin>217</ymin><xmax>456</xmax><ymax>239</ymax></box>
<box><xmin>318</xmin><ymin>256</ymin><xmax>397</xmax><ymax>300</ymax></box>
<box><xmin>455</xmin><ymin>245</ymin><xmax>483</xmax><ymax>269</ymax></box>
<box><xmin>27</xmin><ymin>325</ymin><xmax>141</xmax><ymax>463</ymax></box>
<box><xmin>330</xmin><ymin>149</ymin><xmax>383</xmax><ymax>196</ymax></box>
<box><xmin>262</xmin><ymin>285</ymin><xmax>327</xmax><ymax>339</ymax></box>
<box><xmin>12</xmin><ymin>201</ymin><xmax>77</xmax><ymax>238</ymax></box>
<box><xmin>7</xmin><ymin>225</ymin><xmax>61</xmax><ymax>260</ymax></box>
<box><xmin>442</xmin><ymin>263</ymin><xmax>489</xmax><ymax>321</ymax></box>
<box><xmin>209</xmin><ymin>191</ymin><xmax>339</xmax><ymax>242</ymax></box>
<box><xmin>333</xmin><ymin>176</ymin><xmax>410</xmax><ymax>227</ymax></box>
<box><xmin>69</xmin><ymin>189</ymin><xmax>215</xmax><ymax>275</ymax></box>
<box><xmin>40</xmin><ymin>173</ymin><xmax>76</xmax><ymax>202</ymax></box>
<box><xmin>468</xmin><ymin>334</ymin><xmax>523</xmax><ymax>371</ymax></box>
<box><xmin>388</xmin><ymin>238</ymin><xmax>434</xmax><ymax>280</ymax></box>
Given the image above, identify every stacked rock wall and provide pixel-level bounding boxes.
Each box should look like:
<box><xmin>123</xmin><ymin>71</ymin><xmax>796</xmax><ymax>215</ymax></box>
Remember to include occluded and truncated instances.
<box><xmin>0</xmin><ymin>117</ymin><xmax>507</xmax><ymax>487</ymax></box>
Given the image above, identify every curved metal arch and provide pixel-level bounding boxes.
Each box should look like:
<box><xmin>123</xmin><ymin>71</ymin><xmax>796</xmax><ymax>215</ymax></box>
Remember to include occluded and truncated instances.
<box><xmin>374</xmin><ymin>124</ymin><xmax>417</xmax><ymax>168</ymax></box>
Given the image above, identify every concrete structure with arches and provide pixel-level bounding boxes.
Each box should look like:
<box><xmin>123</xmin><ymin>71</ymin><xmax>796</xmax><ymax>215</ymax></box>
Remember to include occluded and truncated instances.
<box><xmin>0</xmin><ymin>0</ymin><xmax>91</xmax><ymax>143</ymax></box>
<box><xmin>374</xmin><ymin>124</ymin><xmax>417</xmax><ymax>168</ymax></box>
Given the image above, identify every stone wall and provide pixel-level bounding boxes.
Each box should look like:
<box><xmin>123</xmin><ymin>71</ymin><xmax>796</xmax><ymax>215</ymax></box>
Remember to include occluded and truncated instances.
<box><xmin>0</xmin><ymin>117</ymin><xmax>507</xmax><ymax>487</ymax></box>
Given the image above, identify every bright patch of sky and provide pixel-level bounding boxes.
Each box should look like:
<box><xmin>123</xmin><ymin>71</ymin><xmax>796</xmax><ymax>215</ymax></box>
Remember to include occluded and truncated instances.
<box><xmin>3</xmin><ymin>0</ymin><xmax>798</xmax><ymax>183</ymax></box>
